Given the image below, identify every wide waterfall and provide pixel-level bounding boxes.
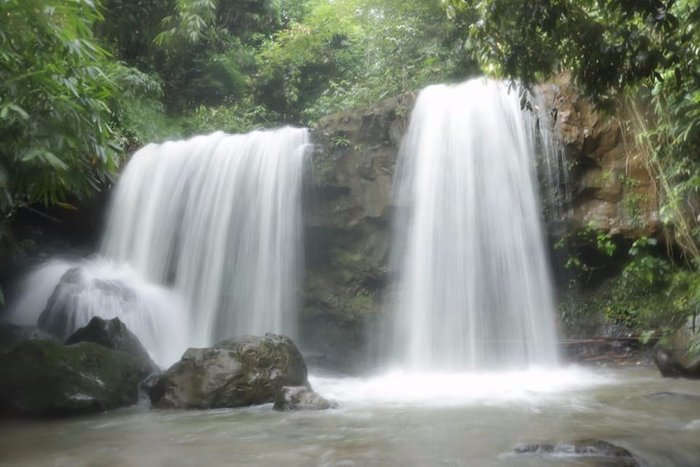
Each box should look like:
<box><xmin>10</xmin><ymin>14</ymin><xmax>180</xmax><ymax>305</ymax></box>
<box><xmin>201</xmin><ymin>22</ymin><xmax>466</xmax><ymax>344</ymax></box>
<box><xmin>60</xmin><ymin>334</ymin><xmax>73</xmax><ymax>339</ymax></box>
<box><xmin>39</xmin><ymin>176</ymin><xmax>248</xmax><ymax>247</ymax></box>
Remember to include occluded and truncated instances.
<box><xmin>390</xmin><ymin>78</ymin><xmax>560</xmax><ymax>370</ymax></box>
<box><xmin>102</xmin><ymin>129</ymin><xmax>307</xmax><ymax>346</ymax></box>
<box><xmin>7</xmin><ymin>128</ymin><xmax>308</xmax><ymax>366</ymax></box>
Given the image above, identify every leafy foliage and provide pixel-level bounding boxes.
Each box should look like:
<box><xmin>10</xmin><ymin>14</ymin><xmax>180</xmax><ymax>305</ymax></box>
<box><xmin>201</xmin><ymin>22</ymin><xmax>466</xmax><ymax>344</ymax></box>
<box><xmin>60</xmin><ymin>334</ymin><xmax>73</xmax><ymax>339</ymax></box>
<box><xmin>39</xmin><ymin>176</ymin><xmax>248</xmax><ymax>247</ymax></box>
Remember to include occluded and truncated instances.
<box><xmin>559</xmin><ymin>251</ymin><xmax>697</xmax><ymax>337</ymax></box>
<box><xmin>446</xmin><ymin>0</ymin><xmax>692</xmax><ymax>101</ymax></box>
<box><xmin>445</xmin><ymin>0</ymin><xmax>699</xmax><ymax>339</ymax></box>
<box><xmin>255</xmin><ymin>0</ymin><xmax>477</xmax><ymax>123</ymax></box>
<box><xmin>554</xmin><ymin>226</ymin><xmax>618</xmax><ymax>281</ymax></box>
<box><xmin>0</xmin><ymin>0</ymin><xmax>119</xmax><ymax>214</ymax></box>
<box><xmin>622</xmin><ymin>237</ymin><xmax>672</xmax><ymax>291</ymax></box>
<box><xmin>182</xmin><ymin>97</ymin><xmax>274</xmax><ymax>135</ymax></box>
<box><xmin>446</xmin><ymin>0</ymin><xmax>700</xmax><ymax>262</ymax></box>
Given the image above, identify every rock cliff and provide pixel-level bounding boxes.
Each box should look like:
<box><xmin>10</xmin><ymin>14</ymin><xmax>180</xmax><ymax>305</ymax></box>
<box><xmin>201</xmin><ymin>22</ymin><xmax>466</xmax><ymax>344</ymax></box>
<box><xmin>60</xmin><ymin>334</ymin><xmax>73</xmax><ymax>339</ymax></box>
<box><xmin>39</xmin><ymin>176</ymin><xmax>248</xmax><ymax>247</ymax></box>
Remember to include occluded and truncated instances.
<box><xmin>537</xmin><ymin>75</ymin><xmax>661</xmax><ymax>238</ymax></box>
<box><xmin>301</xmin><ymin>93</ymin><xmax>414</xmax><ymax>371</ymax></box>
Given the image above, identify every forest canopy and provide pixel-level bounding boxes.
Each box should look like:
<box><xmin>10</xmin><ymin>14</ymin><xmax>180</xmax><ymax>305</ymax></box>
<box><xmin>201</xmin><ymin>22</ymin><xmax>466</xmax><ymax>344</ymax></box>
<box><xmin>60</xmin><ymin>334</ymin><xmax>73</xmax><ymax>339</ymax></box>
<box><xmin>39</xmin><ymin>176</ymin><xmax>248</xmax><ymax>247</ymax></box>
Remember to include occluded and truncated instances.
<box><xmin>0</xmin><ymin>0</ymin><xmax>698</xmax><ymax>274</ymax></box>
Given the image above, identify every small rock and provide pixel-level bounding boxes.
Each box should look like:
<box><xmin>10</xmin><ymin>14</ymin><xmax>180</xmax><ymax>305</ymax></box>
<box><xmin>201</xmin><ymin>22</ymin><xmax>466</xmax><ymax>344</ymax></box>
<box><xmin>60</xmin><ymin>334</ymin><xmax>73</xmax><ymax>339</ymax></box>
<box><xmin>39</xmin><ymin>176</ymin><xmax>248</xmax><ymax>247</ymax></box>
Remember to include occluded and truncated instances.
<box><xmin>514</xmin><ymin>439</ymin><xmax>640</xmax><ymax>466</ymax></box>
<box><xmin>139</xmin><ymin>371</ymin><xmax>162</xmax><ymax>394</ymax></box>
<box><xmin>273</xmin><ymin>386</ymin><xmax>333</xmax><ymax>411</ymax></box>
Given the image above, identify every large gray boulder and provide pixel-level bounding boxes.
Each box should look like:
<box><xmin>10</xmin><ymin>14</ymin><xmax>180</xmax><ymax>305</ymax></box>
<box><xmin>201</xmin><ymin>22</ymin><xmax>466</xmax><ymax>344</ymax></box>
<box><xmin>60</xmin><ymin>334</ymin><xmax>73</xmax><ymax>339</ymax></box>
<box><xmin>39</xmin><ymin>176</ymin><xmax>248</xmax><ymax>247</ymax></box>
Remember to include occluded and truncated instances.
<box><xmin>65</xmin><ymin>316</ymin><xmax>158</xmax><ymax>378</ymax></box>
<box><xmin>149</xmin><ymin>334</ymin><xmax>310</xmax><ymax>409</ymax></box>
<box><xmin>0</xmin><ymin>340</ymin><xmax>141</xmax><ymax>417</ymax></box>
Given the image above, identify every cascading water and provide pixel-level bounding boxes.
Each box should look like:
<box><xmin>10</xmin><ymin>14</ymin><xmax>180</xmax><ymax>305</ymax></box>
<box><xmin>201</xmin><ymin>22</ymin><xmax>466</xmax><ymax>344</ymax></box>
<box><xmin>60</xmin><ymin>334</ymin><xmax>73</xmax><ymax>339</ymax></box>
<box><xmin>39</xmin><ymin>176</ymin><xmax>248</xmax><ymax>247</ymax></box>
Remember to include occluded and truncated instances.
<box><xmin>6</xmin><ymin>128</ymin><xmax>308</xmax><ymax>366</ymax></box>
<box><xmin>533</xmin><ymin>85</ymin><xmax>570</xmax><ymax>226</ymax></box>
<box><xmin>390</xmin><ymin>78</ymin><xmax>560</xmax><ymax>370</ymax></box>
<box><xmin>102</xmin><ymin>129</ymin><xmax>307</xmax><ymax>346</ymax></box>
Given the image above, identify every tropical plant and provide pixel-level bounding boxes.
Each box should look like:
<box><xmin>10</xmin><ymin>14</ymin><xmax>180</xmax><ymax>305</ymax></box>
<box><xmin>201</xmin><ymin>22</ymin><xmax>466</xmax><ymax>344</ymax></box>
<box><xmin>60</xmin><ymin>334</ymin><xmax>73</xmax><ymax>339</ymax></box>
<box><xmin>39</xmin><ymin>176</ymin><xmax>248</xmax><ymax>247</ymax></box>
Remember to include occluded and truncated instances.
<box><xmin>0</xmin><ymin>0</ymin><xmax>120</xmax><ymax>215</ymax></box>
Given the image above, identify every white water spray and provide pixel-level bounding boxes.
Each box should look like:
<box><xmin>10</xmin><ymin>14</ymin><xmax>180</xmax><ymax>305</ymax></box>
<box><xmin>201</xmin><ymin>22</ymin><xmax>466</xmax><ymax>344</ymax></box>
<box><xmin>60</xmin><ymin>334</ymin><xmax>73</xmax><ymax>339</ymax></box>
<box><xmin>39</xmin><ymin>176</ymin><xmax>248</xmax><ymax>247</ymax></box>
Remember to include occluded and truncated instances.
<box><xmin>390</xmin><ymin>78</ymin><xmax>560</xmax><ymax>370</ymax></box>
<box><xmin>7</xmin><ymin>128</ymin><xmax>308</xmax><ymax>366</ymax></box>
<box><xmin>101</xmin><ymin>129</ymin><xmax>308</xmax><ymax>346</ymax></box>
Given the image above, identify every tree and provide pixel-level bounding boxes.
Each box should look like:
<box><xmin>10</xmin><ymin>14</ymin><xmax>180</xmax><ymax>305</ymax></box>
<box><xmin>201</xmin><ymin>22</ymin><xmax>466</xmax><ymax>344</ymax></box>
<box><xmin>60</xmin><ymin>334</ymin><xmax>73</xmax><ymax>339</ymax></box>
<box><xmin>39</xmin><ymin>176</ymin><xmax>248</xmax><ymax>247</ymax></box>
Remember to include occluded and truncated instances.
<box><xmin>446</xmin><ymin>0</ymin><xmax>699</xmax><ymax>263</ymax></box>
<box><xmin>0</xmin><ymin>0</ymin><xmax>120</xmax><ymax>218</ymax></box>
<box><xmin>254</xmin><ymin>0</ymin><xmax>477</xmax><ymax>123</ymax></box>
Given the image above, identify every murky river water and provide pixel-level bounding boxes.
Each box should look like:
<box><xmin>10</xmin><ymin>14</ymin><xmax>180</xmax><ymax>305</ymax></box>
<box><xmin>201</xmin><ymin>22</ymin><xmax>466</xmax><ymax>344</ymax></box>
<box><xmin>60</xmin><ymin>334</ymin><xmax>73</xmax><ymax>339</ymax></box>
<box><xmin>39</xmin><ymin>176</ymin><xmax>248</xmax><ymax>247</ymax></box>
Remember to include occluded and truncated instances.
<box><xmin>1</xmin><ymin>367</ymin><xmax>699</xmax><ymax>466</ymax></box>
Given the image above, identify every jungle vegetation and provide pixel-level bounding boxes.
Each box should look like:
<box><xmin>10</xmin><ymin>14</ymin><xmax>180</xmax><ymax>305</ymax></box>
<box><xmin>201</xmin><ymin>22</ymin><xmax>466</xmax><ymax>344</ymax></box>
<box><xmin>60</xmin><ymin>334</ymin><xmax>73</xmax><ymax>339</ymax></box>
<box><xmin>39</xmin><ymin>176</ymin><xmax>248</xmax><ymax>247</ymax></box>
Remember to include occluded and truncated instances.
<box><xmin>0</xmin><ymin>0</ymin><xmax>698</xmax><ymax>339</ymax></box>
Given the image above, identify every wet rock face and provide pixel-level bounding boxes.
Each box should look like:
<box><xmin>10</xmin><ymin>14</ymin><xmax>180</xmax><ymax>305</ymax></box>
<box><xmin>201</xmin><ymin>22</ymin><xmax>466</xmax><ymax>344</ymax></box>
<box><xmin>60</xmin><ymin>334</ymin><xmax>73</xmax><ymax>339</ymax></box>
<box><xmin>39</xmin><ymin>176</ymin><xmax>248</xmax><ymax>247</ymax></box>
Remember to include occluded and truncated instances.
<box><xmin>0</xmin><ymin>340</ymin><xmax>140</xmax><ymax>417</ymax></box>
<box><xmin>148</xmin><ymin>334</ymin><xmax>310</xmax><ymax>409</ymax></box>
<box><xmin>514</xmin><ymin>440</ymin><xmax>640</xmax><ymax>466</ymax></box>
<box><xmin>306</xmin><ymin>92</ymin><xmax>414</xmax><ymax>230</ymax></box>
<box><xmin>302</xmin><ymin>93</ymin><xmax>415</xmax><ymax>371</ymax></box>
<box><xmin>65</xmin><ymin>316</ymin><xmax>158</xmax><ymax>378</ymax></box>
<box><xmin>537</xmin><ymin>75</ymin><xmax>660</xmax><ymax>238</ymax></box>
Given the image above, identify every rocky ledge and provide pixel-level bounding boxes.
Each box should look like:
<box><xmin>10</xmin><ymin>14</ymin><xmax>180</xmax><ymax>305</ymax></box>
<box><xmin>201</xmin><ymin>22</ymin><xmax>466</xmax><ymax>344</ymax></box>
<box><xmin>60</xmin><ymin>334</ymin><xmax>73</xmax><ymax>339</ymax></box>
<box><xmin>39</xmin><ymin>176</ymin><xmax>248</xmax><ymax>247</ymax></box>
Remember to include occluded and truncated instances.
<box><xmin>301</xmin><ymin>93</ymin><xmax>414</xmax><ymax>372</ymax></box>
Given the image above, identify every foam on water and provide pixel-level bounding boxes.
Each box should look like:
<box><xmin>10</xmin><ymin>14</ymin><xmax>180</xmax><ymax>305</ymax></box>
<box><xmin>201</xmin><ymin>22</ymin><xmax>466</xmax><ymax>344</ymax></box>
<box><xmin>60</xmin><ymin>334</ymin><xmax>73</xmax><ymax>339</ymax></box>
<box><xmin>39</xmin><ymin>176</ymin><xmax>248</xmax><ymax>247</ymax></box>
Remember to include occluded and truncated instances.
<box><xmin>310</xmin><ymin>367</ymin><xmax>615</xmax><ymax>408</ymax></box>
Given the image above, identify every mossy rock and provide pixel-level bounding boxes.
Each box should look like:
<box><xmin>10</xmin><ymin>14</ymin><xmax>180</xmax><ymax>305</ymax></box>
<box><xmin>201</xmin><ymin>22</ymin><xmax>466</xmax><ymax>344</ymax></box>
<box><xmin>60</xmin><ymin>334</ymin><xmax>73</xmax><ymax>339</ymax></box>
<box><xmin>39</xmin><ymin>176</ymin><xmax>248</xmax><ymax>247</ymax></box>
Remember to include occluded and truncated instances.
<box><xmin>0</xmin><ymin>340</ymin><xmax>141</xmax><ymax>417</ymax></box>
<box><xmin>0</xmin><ymin>324</ymin><xmax>58</xmax><ymax>350</ymax></box>
<box><xmin>66</xmin><ymin>316</ymin><xmax>159</xmax><ymax>378</ymax></box>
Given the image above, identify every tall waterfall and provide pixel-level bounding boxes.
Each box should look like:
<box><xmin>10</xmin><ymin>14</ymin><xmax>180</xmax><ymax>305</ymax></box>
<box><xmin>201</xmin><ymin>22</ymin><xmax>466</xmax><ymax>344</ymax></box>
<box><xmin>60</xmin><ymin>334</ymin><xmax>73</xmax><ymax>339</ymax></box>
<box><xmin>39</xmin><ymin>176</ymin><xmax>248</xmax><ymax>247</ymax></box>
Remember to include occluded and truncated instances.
<box><xmin>390</xmin><ymin>78</ymin><xmax>559</xmax><ymax>370</ymax></box>
<box><xmin>7</xmin><ymin>128</ymin><xmax>308</xmax><ymax>366</ymax></box>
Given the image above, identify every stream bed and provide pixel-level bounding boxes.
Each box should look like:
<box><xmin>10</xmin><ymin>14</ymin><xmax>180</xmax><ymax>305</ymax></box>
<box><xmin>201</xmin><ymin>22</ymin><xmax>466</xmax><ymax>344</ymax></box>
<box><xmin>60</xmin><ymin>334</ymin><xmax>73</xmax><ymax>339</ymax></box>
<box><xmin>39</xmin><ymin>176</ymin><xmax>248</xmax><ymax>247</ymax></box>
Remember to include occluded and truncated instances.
<box><xmin>1</xmin><ymin>367</ymin><xmax>699</xmax><ymax>466</ymax></box>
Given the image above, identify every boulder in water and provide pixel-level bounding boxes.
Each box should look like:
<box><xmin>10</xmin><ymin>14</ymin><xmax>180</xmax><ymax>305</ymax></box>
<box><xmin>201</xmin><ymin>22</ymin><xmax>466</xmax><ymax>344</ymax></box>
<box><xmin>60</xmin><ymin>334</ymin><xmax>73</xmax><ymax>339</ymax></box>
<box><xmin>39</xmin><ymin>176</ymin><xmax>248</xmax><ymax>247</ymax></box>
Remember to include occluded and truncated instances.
<box><xmin>273</xmin><ymin>386</ymin><xmax>333</xmax><ymax>411</ymax></box>
<box><xmin>514</xmin><ymin>439</ymin><xmax>640</xmax><ymax>466</ymax></box>
<box><xmin>0</xmin><ymin>340</ymin><xmax>141</xmax><ymax>417</ymax></box>
<box><xmin>149</xmin><ymin>333</ymin><xmax>310</xmax><ymax>409</ymax></box>
<box><xmin>653</xmin><ymin>348</ymin><xmax>700</xmax><ymax>379</ymax></box>
<box><xmin>65</xmin><ymin>316</ymin><xmax>158</xmax><ymax>378</ymax></box>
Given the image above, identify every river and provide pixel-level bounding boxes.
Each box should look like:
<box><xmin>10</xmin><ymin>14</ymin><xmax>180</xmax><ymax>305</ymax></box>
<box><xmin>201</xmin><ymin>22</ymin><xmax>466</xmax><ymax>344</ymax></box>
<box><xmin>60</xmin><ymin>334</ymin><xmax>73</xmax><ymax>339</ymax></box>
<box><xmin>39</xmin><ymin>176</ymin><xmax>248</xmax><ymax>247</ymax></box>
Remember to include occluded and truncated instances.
<box><xmin>1</xmin><ymin>367</ymin><xmax>698</xmax><ymax>466</ymax></box>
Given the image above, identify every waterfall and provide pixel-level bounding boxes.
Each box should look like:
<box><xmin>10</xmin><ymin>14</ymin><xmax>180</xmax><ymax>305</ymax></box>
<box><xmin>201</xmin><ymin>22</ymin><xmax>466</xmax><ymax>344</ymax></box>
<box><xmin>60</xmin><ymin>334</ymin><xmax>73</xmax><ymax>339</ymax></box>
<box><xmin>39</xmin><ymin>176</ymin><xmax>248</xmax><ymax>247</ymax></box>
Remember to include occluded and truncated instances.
<box><xmin>7</xmin><ymin>128</ymin><xmax>308</xmax><ymax>366</ymax></box>
<box><xmin>101</xmin><ymin>129</ymin><xmax>308</xmax><ymax>346</ymax></box>
<box><xmin>533</xmin><ymin>85</ymin><xmax>570</xmax><ymax>227</ymax></box>
<box><xmin>390</xmin><ymin>78</ymin><xmax>559</xmax><ymax>370</ymax></box>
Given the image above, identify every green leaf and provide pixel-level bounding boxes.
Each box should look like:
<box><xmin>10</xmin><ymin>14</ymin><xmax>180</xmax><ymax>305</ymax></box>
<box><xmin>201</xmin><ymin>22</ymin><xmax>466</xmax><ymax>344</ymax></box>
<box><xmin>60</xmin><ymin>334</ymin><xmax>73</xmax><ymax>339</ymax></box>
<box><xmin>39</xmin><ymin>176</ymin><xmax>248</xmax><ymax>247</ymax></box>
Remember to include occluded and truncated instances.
<box><xmin>0</xmin><ymin>104</ymin><xmax>30</xmax><ymax>120</ymax></box>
